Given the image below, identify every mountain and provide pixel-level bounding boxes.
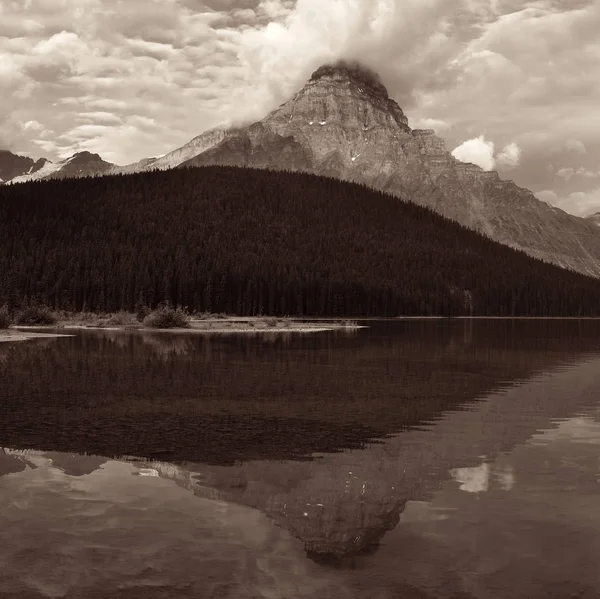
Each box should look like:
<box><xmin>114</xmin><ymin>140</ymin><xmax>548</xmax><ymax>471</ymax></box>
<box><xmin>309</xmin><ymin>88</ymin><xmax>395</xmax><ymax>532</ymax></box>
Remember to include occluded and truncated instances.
<box><xmin>179</xmin><ymin>63</ymin><xmax>600</xmax><ymax>278</ymax></box>
<box><xmin>3</xmin><ymin>166</ymin><xmax>600</xmax><ymax>317</ymax></box>
<box><xmin>49</xmin><ymin>151</ymin><xmax>115</xmax><ymax>179</ymax></box>
<box><xmin>1</xmin><ymin>126</ymin><xmax>240</xmax><ymax>182</ymax></box>
<box><xmin>113</xmin><ymin>125</ymin><xmax>240</xmax><ymax>174</ymax></box>
<box><xmin>8</xmin><ymin>151</ymin><xmax>115</xmax><ymax>183</ymax></box>
<box><xmin>109</xmin><ymin>156</ymin><xmax>160</xmax><ymax>175</ymax></box>
<box><xmin>0</xmin><ymin>150</ymin><xmax>47</xmax><ymax>183</ymax></box>
<box><xmin>4</xmin><ymin>63</ymin><xmax>599</xmax><ymax>278</ymax></box>
<box><xmin>586</xmin><ymin>212</ymin><xmax>600</xmax><ymax>227</ymax></box>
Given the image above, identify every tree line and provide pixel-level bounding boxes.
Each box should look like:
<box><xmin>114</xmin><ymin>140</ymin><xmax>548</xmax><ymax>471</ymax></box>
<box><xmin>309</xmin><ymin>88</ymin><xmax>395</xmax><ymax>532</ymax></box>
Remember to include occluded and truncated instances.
<box><xmin>1</xmin><ymin>165</ymin><xmax>600</xmax><ymax>317</ymax></box>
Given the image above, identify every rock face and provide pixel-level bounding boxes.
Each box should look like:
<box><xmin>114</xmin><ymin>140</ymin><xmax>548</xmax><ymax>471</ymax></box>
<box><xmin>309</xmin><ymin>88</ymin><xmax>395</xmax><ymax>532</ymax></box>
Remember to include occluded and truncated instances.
<box><xmin>181</xmin><ymin>63</ymin><xmax>600</xmax><ymax>278</ymax></box>
<box><xmin>48</xmin><ymin>151</ymin><xmax>115</xmax><ymax>179</ymax></box>
<box><xmin>0</xmin><ymin>150</ymin><xmax>47</xmax><ymax>183</ymax></box>
<box><xmin>110</xmin><ymin>156</ymin><xmax>161</xmax><ymax>175</ymax></box>
<box><xmin>112</xmin><ymin>125</ymin><xmax>240</xmax><ymax>174</ymax></box>
<box><xmin>9</xmin><ymin>151</ymin><xmax>116</xmax><ymax>183</ymax></box>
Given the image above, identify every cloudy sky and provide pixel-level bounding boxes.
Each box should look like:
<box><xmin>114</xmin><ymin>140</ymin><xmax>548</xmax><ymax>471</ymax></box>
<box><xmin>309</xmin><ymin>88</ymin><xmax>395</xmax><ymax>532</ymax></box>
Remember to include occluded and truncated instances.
<box><xmin>1</xmin><ymin>0</ymin><xmax>599</xmax><ymax>215</ymax></box>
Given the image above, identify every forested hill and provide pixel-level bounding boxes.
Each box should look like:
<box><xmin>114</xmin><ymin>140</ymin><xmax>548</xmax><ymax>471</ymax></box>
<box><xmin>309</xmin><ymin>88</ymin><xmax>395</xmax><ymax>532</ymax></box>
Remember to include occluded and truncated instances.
<box><xmin>1</xmin><ymin>166</ymin><xmax>600</xmax><ymax>317</ymax></box>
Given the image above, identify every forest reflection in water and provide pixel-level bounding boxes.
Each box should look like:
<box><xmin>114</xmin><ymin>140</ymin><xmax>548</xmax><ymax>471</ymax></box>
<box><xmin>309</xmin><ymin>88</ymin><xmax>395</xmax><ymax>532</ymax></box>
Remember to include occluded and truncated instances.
<box><xmin>2</xmin><ymin>319</ymin><xmax>600</xmax><ymax>597</ymax></box>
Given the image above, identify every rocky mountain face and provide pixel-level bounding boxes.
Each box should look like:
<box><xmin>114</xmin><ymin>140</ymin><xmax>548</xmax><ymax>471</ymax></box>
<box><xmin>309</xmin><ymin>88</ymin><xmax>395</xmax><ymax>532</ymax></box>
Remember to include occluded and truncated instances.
<box><xmin>1</xmin><ymin>127</ymin><xmax>237</xmax><ymax>183</ymax></box>
<box><xmin>7</xmin><ymin>151</ymin><xmax>116</xmax><ymax>183</ymax></box>
<box><xmin>49</xmin><ymin>151</ymin><xmax>115</xmax><ymax>179</ymax></box>
<box><xmin>112</xmin><ymin>125</ymin><xmax>240</xmax><ymax>174</ymax></box>
<box><xmin>181</xmin><ymin>63</ymin><xmax>600</xmax><ymax>278</ymax></box>
<box><xmin>0</xmin><ymin>150</ymin><xmax>47</xmax><ymax>183</ymax></box>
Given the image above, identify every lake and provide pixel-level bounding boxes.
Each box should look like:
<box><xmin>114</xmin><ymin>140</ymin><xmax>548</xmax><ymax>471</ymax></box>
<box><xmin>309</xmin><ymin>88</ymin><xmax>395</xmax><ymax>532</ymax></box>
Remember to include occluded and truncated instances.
<box><xmin>2</xmin><ymin>319</ymin><xmax>600</xmax><ymax>598</ymax></box>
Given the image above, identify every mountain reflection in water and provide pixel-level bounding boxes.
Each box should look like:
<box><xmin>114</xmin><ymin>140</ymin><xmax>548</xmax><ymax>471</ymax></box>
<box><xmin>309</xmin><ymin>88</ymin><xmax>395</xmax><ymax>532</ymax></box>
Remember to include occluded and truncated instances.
<box><xmin>2</xmin><ymin>320</ymin><xmax>600</xmax><ymax>597</ymax></box>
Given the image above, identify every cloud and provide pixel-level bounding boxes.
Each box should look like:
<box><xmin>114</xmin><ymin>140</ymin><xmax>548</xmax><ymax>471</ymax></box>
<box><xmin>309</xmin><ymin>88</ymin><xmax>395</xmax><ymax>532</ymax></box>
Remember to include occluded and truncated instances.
<box><xmin>451</xmin><ymin>463</ymin><xmax>490</xmax><ymax>494</ymax></box>
<box><xmin>451</xmin><ymin>136</ymin><xmax>522</xmax><ymax>171</ymax></box>
<box><xmin>565</xmin><ymin>138</ymin><xmax>587</xmax><ymax>154</ymax></box>
<box><xmin>22</xmin><ymin>120</ymin><xmax>45</xmax><ymax>132</ymax></box>
<box><xmin>0</xmin><ymin>0</ymin><xmax>597</xmax><ymax>189</ymax></box>
<box><xmin>535</xmin><ymin>187</ymin><xmax>600</xmax><ymax>217</ymax></box>
<box><xmin>565</xmin><ymin>189</ymin><xmax>600</xmax><ymax>216</ymax></box>
<box><xmin>555</xmin><ymin>166</ymin><xmax>600</xmax><ymax>181</ymax></box>
<box><xmin>452</xmin><ymin>135</ymin><xmax>496</xmax><ymax>170</ymax></box>
<box><xmin>412</xmin><ymin>117</ymin><xmax>451</xmax><ymax>133</ymax></box>
<box><xmin>496</xmin><ymin>142</ymin><xmax>521</xmax><ymax>168</ymax></box>
<box><xmin>535</xmin><ymin>190</ymin><xmax>559</xmax><ymax>207</ymax></box>
<box><xmin>578</xmin><ymin>168</ymin><xmax>600</xmax><ymax>179</ymax></box>
<box><xmin>556</xmin><ymin>167</ymin><xmax>575</xmax><ymax>181</ymax></box>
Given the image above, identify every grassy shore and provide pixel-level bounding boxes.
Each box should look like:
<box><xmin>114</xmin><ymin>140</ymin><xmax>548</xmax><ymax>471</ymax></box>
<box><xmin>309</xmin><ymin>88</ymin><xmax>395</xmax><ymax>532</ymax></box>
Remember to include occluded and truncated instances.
<box><xmin>10</xmin><ymin>308</ymin><xmax>363</xmax><ymax>333</ymax></box>
<box><xmin>0</xmin><ymin>330</ymin><xmax>74</xmax><ymax>343</ymax></box>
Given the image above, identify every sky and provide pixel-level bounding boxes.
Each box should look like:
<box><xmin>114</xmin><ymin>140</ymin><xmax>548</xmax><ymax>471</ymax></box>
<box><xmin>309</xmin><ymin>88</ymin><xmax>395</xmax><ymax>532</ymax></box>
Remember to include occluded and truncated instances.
<box><xmin>1</xmin><ymin>0</ymin><xmax>599</xmax><ymax>215</ymax></box>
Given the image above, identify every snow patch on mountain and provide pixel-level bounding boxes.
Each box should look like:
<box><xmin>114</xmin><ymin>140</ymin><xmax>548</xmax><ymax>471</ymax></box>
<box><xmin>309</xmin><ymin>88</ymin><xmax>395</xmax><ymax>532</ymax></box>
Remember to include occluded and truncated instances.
<box><xmin>114</xmin><ymin>125</ymin><xmax>237</xmax><ymax>174</ymax></box>
<box><xmin>10</xmin><ymin>157</ymin><xmax>71</xmax><ymax>183</ymax></box>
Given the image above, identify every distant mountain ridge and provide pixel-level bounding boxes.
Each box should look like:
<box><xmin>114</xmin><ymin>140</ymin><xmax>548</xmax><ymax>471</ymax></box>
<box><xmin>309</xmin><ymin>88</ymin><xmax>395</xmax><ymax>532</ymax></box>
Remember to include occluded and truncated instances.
<box><xmin>586</xmin><ymin>212</ymin><xmax>600</xmax><ymax>227</ymax></box>
<box><xmin>0</xmin><ymin>150</ymin><xmax>48</xmax><ymax>183</ymax></box>
<box><xmin>3</xmin><ymin>62</ymin><xmax>600</xmax><ymax>277</ymax></box>
<box><xmin>0</xmin><ymin>125</ymin><xmax>237</xmax><ymax>184</ymax></box>
<box><xmin>1</xmin><ymin>150</ymin><xmax>115</xmax><ymax>183</ymax></box>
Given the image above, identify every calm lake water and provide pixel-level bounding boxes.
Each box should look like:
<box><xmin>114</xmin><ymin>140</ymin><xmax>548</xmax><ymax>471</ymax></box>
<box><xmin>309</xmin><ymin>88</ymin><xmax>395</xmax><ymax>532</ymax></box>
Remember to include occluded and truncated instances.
<box><xmin>2</xmin><ymin>319</ymin><xmax>600</xmax><ymax>598</ymax></box>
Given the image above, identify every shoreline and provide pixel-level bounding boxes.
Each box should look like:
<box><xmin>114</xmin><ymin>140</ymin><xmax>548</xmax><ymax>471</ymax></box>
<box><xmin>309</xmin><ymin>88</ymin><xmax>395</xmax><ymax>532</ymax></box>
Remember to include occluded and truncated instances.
<box><xmin>0</xmin><ymin>330</ymin><xmax>74</xmax><ymax>343</ymax></box>
<box><xmin>12</xmin><ymin>315</ymin><xmax>366</xmax><ymax>335</ymax></box>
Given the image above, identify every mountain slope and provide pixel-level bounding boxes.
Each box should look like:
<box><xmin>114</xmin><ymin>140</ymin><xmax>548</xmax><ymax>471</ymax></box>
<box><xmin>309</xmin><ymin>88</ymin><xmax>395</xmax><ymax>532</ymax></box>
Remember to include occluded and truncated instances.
<box><xmin>112</xmin><ymin>126</ymin><xmax>240</xmax><ymax>175</ymax></box>
<box><xmin>0</xmin><ymin>150</ymin><xmax>47</xmax><ymax>183</ymax></box>
<box><xmin>2</xmin><ymin>166</ymin><xmax>600</xmax><ymax>317</ymax></box>
<box><xmin>49</xmin><ymin>151</ymin><xmax>115</xmax><ymax>179</ymax></box>
<box><xmin>10</xmin><ymin>151</ymin><xmax>115</xmax><ymax>183</ymax></box>
<box><xmin>181</xmin><ymin>63</ymin><xmax>600</xmax><ymax>278</ymax></box>
<box><xmin>586</xmin><ymin>212</ymin><xmax>600</xmax><ymax>227</ymax></box>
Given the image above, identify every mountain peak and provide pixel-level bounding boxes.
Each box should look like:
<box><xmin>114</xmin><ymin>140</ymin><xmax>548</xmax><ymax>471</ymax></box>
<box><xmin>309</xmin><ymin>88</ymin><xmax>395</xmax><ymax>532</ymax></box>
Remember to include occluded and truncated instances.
<box><xmin>309</xmin><ymin>61</ymin><xmax>389</xmax><ymax>100</ymax></box>
<box><xmin>69</xmin><ymin>151</ymin><xmax>104</xmax><ymax>162</ymax></box>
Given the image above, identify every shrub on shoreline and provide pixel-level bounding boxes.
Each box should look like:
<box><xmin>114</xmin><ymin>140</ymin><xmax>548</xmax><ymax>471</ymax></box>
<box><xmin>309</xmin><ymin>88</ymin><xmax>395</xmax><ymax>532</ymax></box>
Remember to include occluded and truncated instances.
<box><xmin>107</xmin><ymin>311</ymin><xmax>139</xmax><ymax>327</ymax></box>
<box><xmin>135</xmin><ymin>302</ymin><xmax>151</xmax><ymax>323</ymax></box>
<box><xmin>143</xmin><ymin>304</ymin><xmax>190</xmax><ymax>329</ymax></box>
<box><xmin>15</xmin><ymin>305</ymin><xmax>57</xmax><ymax>326</ymax></box>
<box><xmin>0</xmin><ymin>305</ymin><xmax>11</xmax><ymax>329</ymax></box>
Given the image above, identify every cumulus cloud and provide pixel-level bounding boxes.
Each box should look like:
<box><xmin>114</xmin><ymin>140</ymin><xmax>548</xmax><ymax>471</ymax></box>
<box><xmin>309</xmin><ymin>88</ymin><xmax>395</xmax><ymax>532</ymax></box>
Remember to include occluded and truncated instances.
<box><xmin>452</xmin><ymin>135</ymin><xmax>496</xmax><ymax>171</ymax></box>
<box><xmin>555</xmin><ymin>166</ymin><xmax>600</xmax><ymax>181</ymax></box>
<box><xmin>565</xmin><ymin>138</ymin><xmax>587</xmax><ymax>154</ymax></box>
<box><xmin>451</xmin><ymin>136</ymin><xmax>522</xmax><ymax>171</ymax></box>
<box><xmin>565</xmin><ymin>189</ymin><xmax>600</xmax><ymax>216</ymax></box>
<box><xmin>496</xmin><ymin>142</ymin><xmax>522</xmax><ymax>168</ymax></box>
<box><xmin>578</xmin><ymin>168</ymin><xmax>600</xmax><ymax>179</ymax></box>
<box><xmin>412</xmin><ymin>117</ymin><xmax>451</xmax><ymax>133</ymax></box>
<box><xmin>556</xmin><ymin>167</ymin><xmax>575</xmax><ymax>181</ymax></box>
<box><xmin>535</xmin><ymin>188</ymin><xmax>600</xmax><ymax>217</ymax></box>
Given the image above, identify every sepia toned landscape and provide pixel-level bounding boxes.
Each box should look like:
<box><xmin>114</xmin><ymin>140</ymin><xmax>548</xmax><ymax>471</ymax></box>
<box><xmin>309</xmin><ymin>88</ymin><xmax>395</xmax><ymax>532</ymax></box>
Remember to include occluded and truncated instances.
<box><xmin>2</xmin><ymin>1</ymin><xmax>600</xmax><ymax>597</ymax></box>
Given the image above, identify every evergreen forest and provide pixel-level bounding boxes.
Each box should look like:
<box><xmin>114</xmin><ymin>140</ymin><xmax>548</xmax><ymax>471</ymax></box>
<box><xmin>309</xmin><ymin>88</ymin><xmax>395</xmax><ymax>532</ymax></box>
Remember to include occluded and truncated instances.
<box><xmin>1</xmin><ymin>165</ymin><xmax>600</xmax><ymax>317</ymax></box>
